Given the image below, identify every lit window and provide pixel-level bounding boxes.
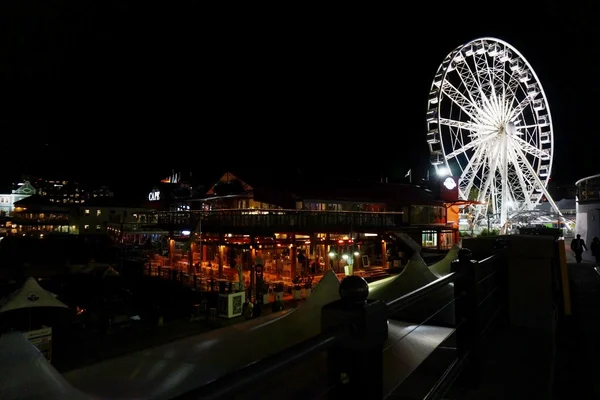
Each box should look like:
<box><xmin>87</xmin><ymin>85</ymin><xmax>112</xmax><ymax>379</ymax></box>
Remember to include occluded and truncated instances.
<box><xmin>96</xmin><ymin>210</ymin><xmax>101</xmax><ymax>216</ymax></box>
<box><xmin>84</xmin><ymin>209</ymin><xmax>90</xmax><ymax>215</ymax></box>
<box><xmin>96</xmin><ymin>225</ymin><xmax>102</xmax><ymax>231</ymax></box>
<box><xmin>84</xmin><ymin>224</ymin><xmax>90</xmax><ymax>232</ymax></box>
<box><xmin>421</xmin><ymin>230</ymin><xmax>438</xmax><ymax>248</ymax></box>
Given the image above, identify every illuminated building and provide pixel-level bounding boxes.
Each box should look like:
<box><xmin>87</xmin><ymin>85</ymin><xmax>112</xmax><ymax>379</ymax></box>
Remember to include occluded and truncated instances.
<box><xmin>12</xmin><ymin>175</ymin><xmax>113</xmax><ymax>204</ymax></box>
<box><xmin>120</xmin><ymin>172</ymin><xmax>461</xmax><ymax>284</ymax></box>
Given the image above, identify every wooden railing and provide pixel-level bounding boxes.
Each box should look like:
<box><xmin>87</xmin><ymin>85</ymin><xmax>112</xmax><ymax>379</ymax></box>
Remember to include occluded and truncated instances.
<box><xmin>173</xmin><ymin>243</ymin><xmax>509</xmax><ymax>400</ymax></box>
<box><xmin>152</xmin><ymin>209</ymin><xmax>405</xmax><ymax>233</ymax></box>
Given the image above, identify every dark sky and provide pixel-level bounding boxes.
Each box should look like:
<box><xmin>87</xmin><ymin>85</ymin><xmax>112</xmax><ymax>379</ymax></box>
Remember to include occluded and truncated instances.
<box><xmin>1</xmin><ymin>2</ymin><xmax>598</xmax><ymax>193</ymax></box>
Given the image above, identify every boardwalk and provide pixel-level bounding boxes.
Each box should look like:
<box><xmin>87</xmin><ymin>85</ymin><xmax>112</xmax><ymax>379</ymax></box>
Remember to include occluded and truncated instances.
<box><xmin>447</xmin><ymin>248</ymin><xmax>600</xmax><ymax>399</ymax></box>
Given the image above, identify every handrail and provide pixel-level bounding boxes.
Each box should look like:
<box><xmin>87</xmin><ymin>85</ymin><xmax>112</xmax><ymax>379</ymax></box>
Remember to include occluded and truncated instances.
<box><xmin>422</xmin><ymin>354</ymin><xmax>466</xmax><ymax>400</ymax></box>
<box><xmin>151</xmin><ymin>209</ymin><xmax>405</xmax><ymax>215</ymax></box>
<box><xmin>172</xmin><ymin>250</ymin><xmax>504</xmax><ymax>400</ymax></box>
<box><xmin>386</xmin><ymin>272</ymin><xmax>457</xmax><ymax>316</ymax></box>
<box><xmin>176</xmin><ymin>328</ymin><xmax>347</xmax><ymax>400</ymax></box>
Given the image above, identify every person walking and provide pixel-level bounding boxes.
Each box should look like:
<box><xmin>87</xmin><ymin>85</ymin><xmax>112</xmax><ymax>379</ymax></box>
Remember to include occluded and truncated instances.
<box><xmin>570</xmin><ymin>234</ymin><xmax>588</xmax><ymax>263</ymax></box>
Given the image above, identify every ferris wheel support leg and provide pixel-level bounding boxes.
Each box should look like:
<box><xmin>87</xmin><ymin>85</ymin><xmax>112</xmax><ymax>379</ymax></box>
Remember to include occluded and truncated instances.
<box><xmin>514</xmin><ymin>145</ymin><xmax>563</xmax><ymax>218</ymax></box>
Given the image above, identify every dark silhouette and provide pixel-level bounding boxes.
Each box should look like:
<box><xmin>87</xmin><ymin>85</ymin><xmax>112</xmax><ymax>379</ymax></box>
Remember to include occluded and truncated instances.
<box><xmin>570</xmin><ymin>234</ymin><xmax>588</xmax><ymax>263</ymax></box>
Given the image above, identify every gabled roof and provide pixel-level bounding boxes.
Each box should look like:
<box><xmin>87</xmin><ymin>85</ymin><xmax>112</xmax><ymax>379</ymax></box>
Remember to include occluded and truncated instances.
<box><xmin>205</xmin><ymin>172</ymin><xmax>253</xmax><ymax>195</ymax></box>
<box><xmin>12</xmin><ymin>181</ymin><xmax>36</xmax><ymax>195</ymax></box>
<box><xmin>203</xmin><ymin>171</ymin><xmax>443</xmax><ymax>207</ymax></box>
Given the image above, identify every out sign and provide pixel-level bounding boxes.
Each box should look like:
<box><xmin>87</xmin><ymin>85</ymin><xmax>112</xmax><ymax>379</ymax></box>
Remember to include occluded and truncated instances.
<box><xmin>148</xmin><ymin>190</ymin><xmax>161</xmax><ymax>201</ymax></box>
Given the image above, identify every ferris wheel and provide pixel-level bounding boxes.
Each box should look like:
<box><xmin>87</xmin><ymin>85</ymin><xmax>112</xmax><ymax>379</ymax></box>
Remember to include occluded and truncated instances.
<box><xmin>426</xmin><ymin>37</ymin><xmax>561</xmax><ymax>229</ymax></box>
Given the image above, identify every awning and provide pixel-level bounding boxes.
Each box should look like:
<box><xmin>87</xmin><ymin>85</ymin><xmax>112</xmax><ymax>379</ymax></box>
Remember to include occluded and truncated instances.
<box><xmin>0</xmin><ymin>277</ymin><xmax>69</xmax><ymax>313</ymax></box>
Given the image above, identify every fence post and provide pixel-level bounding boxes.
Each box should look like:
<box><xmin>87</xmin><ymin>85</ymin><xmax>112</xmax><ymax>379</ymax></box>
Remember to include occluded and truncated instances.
<box><xmin>451</xmin><ymin>247</ymin><xmax>480</xmax><ymax>387</ymax></box>
<box><xmin>321</xmin><ymin>276</ymin><xmax>388</xmax><ymax>399</ymax></box>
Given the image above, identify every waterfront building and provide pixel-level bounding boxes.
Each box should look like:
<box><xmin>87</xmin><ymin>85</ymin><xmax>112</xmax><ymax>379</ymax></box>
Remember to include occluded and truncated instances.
<box><xmin>10</xmin><ymin>195</ymin><xmax>74</xmax><ymax>236</ymax></box>
<box><xmin>12</xmin><ymin>175</ymin><xmax>113</xmax><ymax>205</ymax></box>
<box><xmin>9</xmin><ymin>196</ymin><xmax>154</xmax><ymax>238</ymax></box>
<box><xmin>121</xmin><ymin>171</ymin><xmax>461</xmax><ymax>288</ymax></box>
<box><xmin>0</xmin><ymin>181</ymin><xmax>36</xmax><ymax>217</ymax></box>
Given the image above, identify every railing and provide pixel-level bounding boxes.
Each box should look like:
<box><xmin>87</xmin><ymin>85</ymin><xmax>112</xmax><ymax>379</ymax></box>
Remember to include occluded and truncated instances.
<box><xmin>173</xmin><ymin>242</ymin><xmax>507</xmax><ymax>400</ymax></box>
<box><xmin>11</xmin><ymin>216</ymin><xmax>70</xmax><ymax>225</ymax></box>
<box><xmin>153</xmin><ymin>209</ymin><xmax>406</xmax><ymax>233</ymax></box>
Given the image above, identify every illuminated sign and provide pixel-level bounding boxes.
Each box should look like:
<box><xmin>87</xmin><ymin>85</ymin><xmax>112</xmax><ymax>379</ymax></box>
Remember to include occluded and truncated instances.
<box><xmin>443</xmin><ymin>177</ymin><xmax>457</xmax><ymax>190</ymax></box>
<box><xmin>148</xmin><ymin>190</ymin><xmax>161</xmax><ymax>201</ymax></box>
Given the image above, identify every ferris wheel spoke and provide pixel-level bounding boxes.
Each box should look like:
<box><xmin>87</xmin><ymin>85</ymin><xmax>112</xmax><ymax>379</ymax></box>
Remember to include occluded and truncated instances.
<box><xmin>506</xmin><ymin>144</ymin><xmax>534</xmax><ymax>207</ymax></box>
<box><xmin>439</xmin><ymin>118</ymin><xmax>494</xmax><ymax>132</ymax></box>
<box><xmin>512</xmin><ymin>144</ymin><xmax>561</xmax><ymax>215</ymax></box>
<box><xmin>477</xmin><ymin>141</ymin><xmax>502</xmax><ymax>205</ymax></box>
<box><xmin>445</xmin><ymin>134</ymin><xmax>495</xmax><ymax>160</ymax></box>
<box><xmin>459</xmin><ymin>145</ymin><xmax>486</xmax><ymax>200</ymax></box>
<box><xmin>441</xmin><ymin>81</ymin><xmax>479</xmax><ymax>121</ymax></box>
<box><xmin>473</xmin><ymin>43</ymin><xmax>495</xmax><ymax>100</ymax></box>
<box><xmin>510</xmin><ymin>135</ymin><xmax>548</xmax><ymax>160</ymax></box>
<box><xmin>516</xmin><ymin>123</ymin><xmax>544</xmax><ymax>130</ymax></box>
<box><xmin>503</xmin><ymin>70</ymin><xmax>522</xmax><ymax>112</ymax></box>
<box><xmin>508</xmin><ymin>96</ymin><xmax>533</xmax><ymax>121</ymax></box>
<box><xmin>454</xmin><ymin>60</ymin><xmax>487</xmax><ymax>105</ymax></box>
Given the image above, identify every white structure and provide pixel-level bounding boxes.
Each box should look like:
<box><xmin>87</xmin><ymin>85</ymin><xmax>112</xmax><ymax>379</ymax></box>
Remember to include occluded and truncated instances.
<box><xmin>575</xmin><ymin>174</ymin><xmax>600</xmax><ymax>250</ymax></box>
<box><xmin>0</xmin><ymin>181</ymin><xmax>36</xmax><ymax>216</ymax></box>
<box><xmin>426</xmin><ymin>37</ymin><xmax>560</xmax><ymax>230</ymax></box>
<box><xmin>0</xmin><ymin>277</ymin><xmax>68</xmax><ymax>313</ymax></box>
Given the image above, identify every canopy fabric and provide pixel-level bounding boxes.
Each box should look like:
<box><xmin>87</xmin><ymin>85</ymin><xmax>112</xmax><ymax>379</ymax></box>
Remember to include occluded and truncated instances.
<box><xmin>0</xmin><ymin>332</ymin><xmax>92</xmax><ymax>400</ymax></box>
<box><xmin>0</xmin><ymin>277</ymin><xmax>69</xmax><ymax>313</ymax></box>
<box><xmin>101</xmin><ymin>266</ymin><xmax>120</xmax><ymax>278</ymax></box>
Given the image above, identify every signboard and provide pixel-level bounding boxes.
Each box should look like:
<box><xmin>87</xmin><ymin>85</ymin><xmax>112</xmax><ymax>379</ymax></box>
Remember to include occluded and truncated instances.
<box><xmin>24</xmin><ymin>327</ymin><xmax>53</xmax><ymax>362</ymax></box>
<box><xmin>148</xmin><ymin>189</ymin><xmax>161</xmax><ymax>201</ymax></box>
<box><xmin>439</xmin><ymin>176</ymin><xmax>459</xmax><ymax>202</ymax></box>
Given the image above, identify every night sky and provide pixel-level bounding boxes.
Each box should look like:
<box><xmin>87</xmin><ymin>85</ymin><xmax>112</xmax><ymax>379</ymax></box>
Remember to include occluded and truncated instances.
<box><xmin>1</xmin><ymin>2</ymin><xmax>598</xmax><ymax>194</ymax></box>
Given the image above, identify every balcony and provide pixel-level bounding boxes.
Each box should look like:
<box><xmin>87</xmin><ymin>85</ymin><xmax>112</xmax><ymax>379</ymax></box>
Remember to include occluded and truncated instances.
<box><xmin>11</xmin><ymin>216</ymin><xmax>70</xmax><ymax>225</ymax></box>
<box><xmin>152</xmin><ymin>209</ymin><xmax>406</xmax><ymax>234</ymax></box>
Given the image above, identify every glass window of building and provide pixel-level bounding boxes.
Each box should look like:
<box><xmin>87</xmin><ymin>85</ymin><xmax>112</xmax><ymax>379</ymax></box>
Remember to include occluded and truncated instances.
<box><xmin>422</xmin><ymin>230</ymin><xmax>437</xmax><ymax>248</ymax></box>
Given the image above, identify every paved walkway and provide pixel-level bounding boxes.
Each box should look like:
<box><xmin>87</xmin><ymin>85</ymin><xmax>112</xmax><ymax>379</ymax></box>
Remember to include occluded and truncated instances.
<box><xmin>445</xmin><ymin>255</ymin><xmax>600</xmax><ymax>400</ymax></box>
<box><xmin>553</xmin><ymin>259</ymin><xmax>600</xmax><ymax>399</ymax></box>
<box><xmin>53</xmin><ymin>296</ymin><xmax>302</xmax><ymax>373</ymax></box>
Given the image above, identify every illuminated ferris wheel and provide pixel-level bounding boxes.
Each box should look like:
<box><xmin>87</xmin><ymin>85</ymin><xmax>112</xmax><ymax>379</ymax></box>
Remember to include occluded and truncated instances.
<box><xmin>426</xmin><ymin>37</ymin><xmax>561</xmax><ymax>229</ymax></box>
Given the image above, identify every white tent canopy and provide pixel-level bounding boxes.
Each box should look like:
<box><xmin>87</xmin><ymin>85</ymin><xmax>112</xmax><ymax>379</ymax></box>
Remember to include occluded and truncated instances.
<box><xmin>0</xmin><ymin>277</ymin><xmax>68</xmax><ymax>313</ymax></box>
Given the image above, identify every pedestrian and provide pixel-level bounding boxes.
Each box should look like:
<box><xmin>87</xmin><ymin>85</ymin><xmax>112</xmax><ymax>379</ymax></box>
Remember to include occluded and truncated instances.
<box><xmin>570</xmin><ymin>234</ymin><xmax>588</xmax><ymax>264</ymax></box>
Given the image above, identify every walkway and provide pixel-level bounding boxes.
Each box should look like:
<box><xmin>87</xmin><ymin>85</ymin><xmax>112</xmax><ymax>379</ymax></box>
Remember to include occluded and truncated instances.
<box><xmin>553</xmin><ymin>259</ymin><xmax>600</xmax><ymax>399</ymax></box>
<box><xmin>445</xmin><ymin>254</ymin><xmax>600</xmax><ymax>399</ymax></box>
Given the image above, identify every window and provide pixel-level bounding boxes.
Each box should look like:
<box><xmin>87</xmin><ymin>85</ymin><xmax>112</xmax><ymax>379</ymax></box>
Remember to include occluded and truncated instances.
<box><xmin>84</xmin><ymin>224</ymin><xmax>90</xmax><ymax>232</ymax></box>
<box><xmin>84</xmin><ymin>209</ymin><xmax>90</xmax><ymax>215</ymax></box>
<box><xmin>422</xmin><ymin>230</ymin><xmax>437</xmax><ymax>248</ymax></box>
<box><xmin>96</xmin><ymin>224</ymin><xmax>102</xmax><ymax>232</ymax></box>
<box><xmin>96</xmin><ymin>209</ymin><xmax>102</xmax><ymax>216</ymax></box>
<box><xmin>410</xmin><ymin>205</ymin><xmax>446</xmax><ymax>225</ymax></box>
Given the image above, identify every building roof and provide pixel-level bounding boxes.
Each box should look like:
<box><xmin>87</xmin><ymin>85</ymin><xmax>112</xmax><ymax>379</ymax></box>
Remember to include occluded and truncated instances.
<box><xmin>205</xmin><ymin>171</ymin><xmax>443</xmax><ymax>207</ymax></box>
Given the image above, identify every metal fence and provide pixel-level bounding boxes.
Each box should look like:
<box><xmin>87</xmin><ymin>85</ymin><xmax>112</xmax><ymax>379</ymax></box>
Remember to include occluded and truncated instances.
<box><xmin>172</xmin><ymin>243</ymin><xmax>507</xmax><ymax>400</ymax></box>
